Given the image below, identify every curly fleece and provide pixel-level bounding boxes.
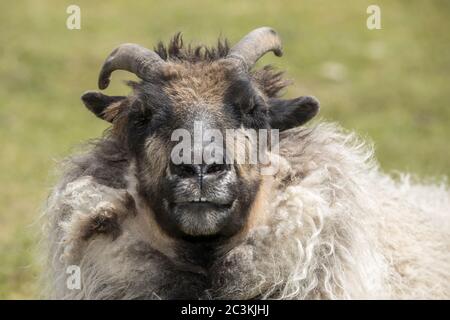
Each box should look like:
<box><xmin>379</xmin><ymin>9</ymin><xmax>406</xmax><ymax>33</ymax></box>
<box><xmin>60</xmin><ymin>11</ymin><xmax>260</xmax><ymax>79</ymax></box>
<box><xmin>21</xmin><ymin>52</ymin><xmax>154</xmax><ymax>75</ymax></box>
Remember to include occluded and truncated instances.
<box><xmin>43</xmin><ymin>122</ymin><xmax>450</xmax><ymax>299</ymax></box>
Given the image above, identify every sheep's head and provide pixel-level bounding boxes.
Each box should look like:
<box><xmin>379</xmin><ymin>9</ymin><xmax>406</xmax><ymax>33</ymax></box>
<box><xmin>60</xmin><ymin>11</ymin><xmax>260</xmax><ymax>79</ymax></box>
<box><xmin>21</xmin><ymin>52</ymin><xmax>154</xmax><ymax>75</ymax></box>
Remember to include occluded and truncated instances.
<box><xmin>81</xmin><ymin>27</ymin><xmax>319</xmax><ymax>241</ymax></box>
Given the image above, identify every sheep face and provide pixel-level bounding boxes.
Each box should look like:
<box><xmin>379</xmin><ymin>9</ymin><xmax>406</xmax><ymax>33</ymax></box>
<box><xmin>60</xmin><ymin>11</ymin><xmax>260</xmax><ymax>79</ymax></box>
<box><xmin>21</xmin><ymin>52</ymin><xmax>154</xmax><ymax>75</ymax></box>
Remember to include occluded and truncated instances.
<box><xmin>153</xmin><ymin>64</ymin><xmax>268</xmax><ymax>237</ymax></box>
<box><xmin>125</xmin><ymin>63</ymin><xmax>267</xmax><ymax>240</ymax></box>
<box><xmin>81</xmin><ymin>29</ymin><xmax>320</xmax><ymax>241</ymax></box>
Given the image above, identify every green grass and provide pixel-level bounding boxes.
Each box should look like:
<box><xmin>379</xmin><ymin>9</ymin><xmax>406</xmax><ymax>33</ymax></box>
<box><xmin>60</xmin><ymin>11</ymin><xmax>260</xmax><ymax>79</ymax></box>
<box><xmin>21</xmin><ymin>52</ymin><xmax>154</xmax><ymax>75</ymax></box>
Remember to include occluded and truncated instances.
<box><xmin>0</xmin><ymin>0</ymin><xmax>449</xmax><ymax>299</ymax></box>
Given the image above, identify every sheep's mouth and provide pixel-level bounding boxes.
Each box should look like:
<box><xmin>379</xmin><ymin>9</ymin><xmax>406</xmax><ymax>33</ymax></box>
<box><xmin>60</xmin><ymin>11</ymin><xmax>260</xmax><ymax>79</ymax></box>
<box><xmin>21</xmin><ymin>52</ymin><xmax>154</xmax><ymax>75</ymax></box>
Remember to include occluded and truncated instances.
<box><xmin>167</xmin><ymin>200</ymin><xmax>236</xmax><ymax>237</ymax></box>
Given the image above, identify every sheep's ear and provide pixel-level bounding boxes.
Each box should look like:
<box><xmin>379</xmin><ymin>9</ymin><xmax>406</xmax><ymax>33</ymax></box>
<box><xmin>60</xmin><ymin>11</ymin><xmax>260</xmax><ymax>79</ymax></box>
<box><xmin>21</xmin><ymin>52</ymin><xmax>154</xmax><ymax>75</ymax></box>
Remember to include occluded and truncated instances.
<box><xmin>81</xmin><ymin>91</ymin><xmax>127</xmax><ymax>122</ymax></box>
<box><xmin>268</xmin><ymin>96</ymin><xmax>319</xmax><ymax>131</ymax></box>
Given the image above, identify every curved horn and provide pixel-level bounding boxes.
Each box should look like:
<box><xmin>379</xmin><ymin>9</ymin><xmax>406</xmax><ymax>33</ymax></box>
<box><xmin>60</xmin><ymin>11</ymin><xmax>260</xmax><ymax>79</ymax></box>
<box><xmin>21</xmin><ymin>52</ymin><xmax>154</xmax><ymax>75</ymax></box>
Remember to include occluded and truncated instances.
<box><xmin>98</xmin><ymin>43</ymin><xmax>166</xmax><ymax>90</ymax></box>
<box><xmin>228</xmin><ymin>27</ymin><xmax>283</xmax><ymax>70</ymax></box>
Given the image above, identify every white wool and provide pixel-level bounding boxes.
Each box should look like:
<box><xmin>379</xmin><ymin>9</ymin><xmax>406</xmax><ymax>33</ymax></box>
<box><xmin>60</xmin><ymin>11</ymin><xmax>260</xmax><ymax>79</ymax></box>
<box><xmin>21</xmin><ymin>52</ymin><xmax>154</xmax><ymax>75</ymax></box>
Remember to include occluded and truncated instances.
<box><xmin>43</xmin><ymin>122</ymin><xmax>450</xmax><ymax>299</ymax></box>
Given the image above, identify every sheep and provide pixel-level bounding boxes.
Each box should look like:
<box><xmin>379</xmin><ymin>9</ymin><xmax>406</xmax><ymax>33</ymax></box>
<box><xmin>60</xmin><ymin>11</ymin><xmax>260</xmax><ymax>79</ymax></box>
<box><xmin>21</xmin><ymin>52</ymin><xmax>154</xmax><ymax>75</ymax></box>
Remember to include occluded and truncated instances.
<box><xmin>43</xmin><ymin>27</ymin><xmax>450</xmax><ymax>299</ymax></box>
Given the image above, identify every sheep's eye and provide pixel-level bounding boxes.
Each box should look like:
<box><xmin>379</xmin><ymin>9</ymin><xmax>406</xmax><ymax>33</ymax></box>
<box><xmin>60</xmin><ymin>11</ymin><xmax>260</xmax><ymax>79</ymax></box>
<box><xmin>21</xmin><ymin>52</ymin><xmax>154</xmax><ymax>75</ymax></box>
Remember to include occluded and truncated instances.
<box><xmin>131</xmin><ymin>107</ymin><xmax>152</xmax><ymax>128</ymax></box>
<box><xmin>137</xmin><ymin>114</ymin><xmax>151</xmax><ymax>127</ymax></box>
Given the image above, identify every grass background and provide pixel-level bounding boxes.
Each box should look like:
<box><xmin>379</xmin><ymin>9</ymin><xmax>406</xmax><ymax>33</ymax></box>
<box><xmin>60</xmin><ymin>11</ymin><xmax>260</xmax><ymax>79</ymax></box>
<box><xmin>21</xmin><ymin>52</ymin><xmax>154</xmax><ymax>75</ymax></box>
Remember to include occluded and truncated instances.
<box><xmin>0</xmin><ymin>0</ymin><xmax>449</xmax><ymax>299</ymax></box>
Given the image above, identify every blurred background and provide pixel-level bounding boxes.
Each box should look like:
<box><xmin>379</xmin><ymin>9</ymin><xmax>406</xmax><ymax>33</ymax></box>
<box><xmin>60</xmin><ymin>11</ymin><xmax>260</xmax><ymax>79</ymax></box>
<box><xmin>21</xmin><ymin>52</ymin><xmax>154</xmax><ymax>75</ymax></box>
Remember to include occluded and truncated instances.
<box><xmin>0</xmin><ymin>0</ymin><xmax>449</xmax><ymax>299</ymax></box>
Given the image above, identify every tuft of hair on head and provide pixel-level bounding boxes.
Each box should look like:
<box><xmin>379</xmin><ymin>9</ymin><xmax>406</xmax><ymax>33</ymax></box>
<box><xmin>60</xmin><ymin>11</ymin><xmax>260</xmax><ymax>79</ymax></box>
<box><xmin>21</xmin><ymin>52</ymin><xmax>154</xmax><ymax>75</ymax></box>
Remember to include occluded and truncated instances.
<box><xmin>252</xmin><ymin>65</ymin><xmax>292</xmax><ymax>98</ymax></box>
<box><xmin>154</xmin><ymin>32</ymin><xmax>230</xmax><ymax>63</ymax></box>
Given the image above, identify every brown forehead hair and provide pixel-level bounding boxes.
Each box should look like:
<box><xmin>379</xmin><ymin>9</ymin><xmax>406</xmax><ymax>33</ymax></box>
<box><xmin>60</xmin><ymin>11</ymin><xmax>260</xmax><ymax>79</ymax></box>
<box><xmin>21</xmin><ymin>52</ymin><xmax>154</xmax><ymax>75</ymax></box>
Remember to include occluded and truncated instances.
<box><xmin>153</xmin><ymin>33</ymin><xmax>291</xmax><ymax>103</ymax></box>
<box><xmin>161</xmin><ymin>61</ymin><xmax>234</xmax><ymax>108</ymax></box>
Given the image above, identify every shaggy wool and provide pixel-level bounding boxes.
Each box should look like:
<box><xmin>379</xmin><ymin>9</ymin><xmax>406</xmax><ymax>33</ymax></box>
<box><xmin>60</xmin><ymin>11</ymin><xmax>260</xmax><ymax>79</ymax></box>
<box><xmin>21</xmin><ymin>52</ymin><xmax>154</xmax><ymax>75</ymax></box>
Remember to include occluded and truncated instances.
<box><xmin>43</xmin><ymin>122</ymin><xmax>450</xmax><ymax>299</ymax></box>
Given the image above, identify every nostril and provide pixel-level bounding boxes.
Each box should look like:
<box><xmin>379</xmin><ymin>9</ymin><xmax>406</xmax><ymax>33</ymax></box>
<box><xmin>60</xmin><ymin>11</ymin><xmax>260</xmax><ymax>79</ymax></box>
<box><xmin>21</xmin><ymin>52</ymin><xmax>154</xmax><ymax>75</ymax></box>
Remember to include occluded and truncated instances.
<box><xmin>170</xmin><ymin>162</ymin><xmax>229</xmax><ymax>177</ymax></box>
<box><xmin>204</xmin><ymin>163</ymin><xmax>229</xmax><ymax>175</ymax></box>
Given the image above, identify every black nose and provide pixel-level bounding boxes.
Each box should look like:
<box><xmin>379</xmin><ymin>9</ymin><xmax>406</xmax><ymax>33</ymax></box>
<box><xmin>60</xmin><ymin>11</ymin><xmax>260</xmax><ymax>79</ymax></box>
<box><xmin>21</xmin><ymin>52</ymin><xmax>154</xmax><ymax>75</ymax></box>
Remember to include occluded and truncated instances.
<box><xmin>170</xmin><ymin>162</ymin><xmax>229</xmax><ymax>178</ymax></box>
